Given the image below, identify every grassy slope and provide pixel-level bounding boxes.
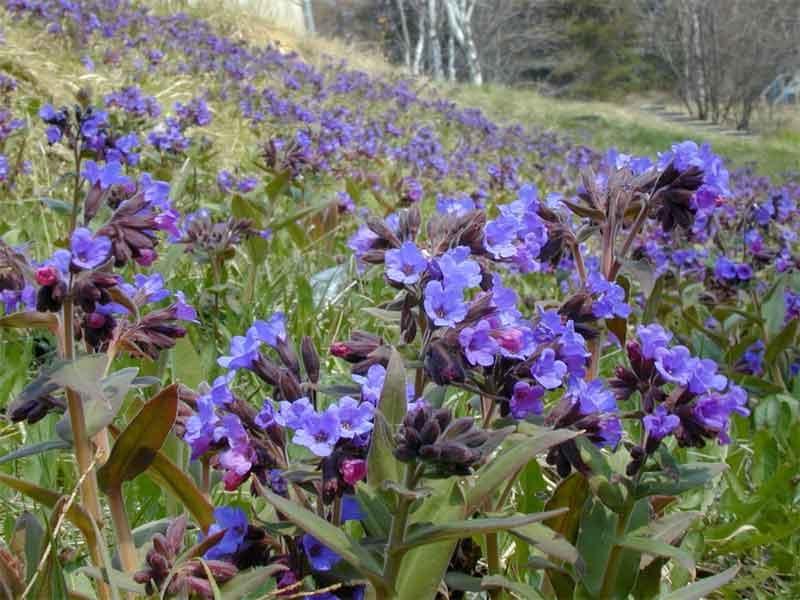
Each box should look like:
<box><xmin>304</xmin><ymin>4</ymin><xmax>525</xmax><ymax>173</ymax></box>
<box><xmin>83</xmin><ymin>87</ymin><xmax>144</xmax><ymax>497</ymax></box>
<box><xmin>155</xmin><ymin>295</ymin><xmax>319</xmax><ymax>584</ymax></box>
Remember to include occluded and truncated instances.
<box><xmin>5</xmin><ymin>0</ymin><xmax>798</xmax><ymax>178</ymax></box>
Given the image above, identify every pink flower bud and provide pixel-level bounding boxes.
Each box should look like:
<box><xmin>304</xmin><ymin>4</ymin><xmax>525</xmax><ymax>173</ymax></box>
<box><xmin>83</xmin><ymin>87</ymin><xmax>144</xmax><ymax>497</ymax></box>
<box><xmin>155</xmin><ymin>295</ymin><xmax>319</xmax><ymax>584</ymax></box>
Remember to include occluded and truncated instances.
<box><xmin>35</xmin><ymin>266</ymin><xmax>59</xmax><ymax>286</ymax></box>
<box><xmin>339</xmin><ymin>458</ymin><xmax>367</xmax><ymax>485</ymax></box>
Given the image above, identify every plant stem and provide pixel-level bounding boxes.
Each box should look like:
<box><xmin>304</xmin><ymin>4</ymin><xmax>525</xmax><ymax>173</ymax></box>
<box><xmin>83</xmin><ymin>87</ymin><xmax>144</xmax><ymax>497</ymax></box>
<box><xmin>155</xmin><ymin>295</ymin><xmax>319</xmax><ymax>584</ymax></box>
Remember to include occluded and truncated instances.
<box><xmin>62</xmin><ymin>295</ymin><xmax>104</xmax><ymax>526</ymax></box>
<box><xmin>382</xmin><ymin>464</ymin><xmax>419</xmax><ymax>595</ymax></box>
<box><xmin>599</xmin><ymin>502</ymin><xmax>633</xmax><ymax>599</ymax></box>
<box><xmin>486</xmin><ymin>532</ymin><xmax>501</xmax><ymax>600</ymax></box>
<box><xmin>107</xmin><ymin>485</ymin><xmax>137</xmax><ymax>574</ymax></box>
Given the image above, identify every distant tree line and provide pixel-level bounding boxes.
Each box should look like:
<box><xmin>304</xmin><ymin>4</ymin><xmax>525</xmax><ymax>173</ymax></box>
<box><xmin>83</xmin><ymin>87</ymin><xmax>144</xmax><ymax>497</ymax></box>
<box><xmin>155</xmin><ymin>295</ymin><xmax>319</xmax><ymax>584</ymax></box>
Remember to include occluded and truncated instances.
<box><xmin>313</xmin><ymin>0</ymin><xmax>800</xmax><ymax>130</ymax></box>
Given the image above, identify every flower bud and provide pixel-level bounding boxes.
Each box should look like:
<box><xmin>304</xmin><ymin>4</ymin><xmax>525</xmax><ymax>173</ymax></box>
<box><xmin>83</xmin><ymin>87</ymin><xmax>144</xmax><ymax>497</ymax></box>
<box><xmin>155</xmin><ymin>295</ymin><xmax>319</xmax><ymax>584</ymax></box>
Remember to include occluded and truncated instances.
<box><xmin>35</xmin><ymin>266</ymin><xmax>59</xmax><ymax>286</ymax></box>
<box><xmin>339</xmin><ymin>458</ymin><xmax>367</xmax><ymax>486</ymax></box>
<box><xmin>423</xmin><ymin>340</ymin><xmax>465</xmax><ymax>386</ymax></box>
<box><xmin>300</xmin><ymin>336</ymin><xmax>320</xmax><ymax>383</ymax></box>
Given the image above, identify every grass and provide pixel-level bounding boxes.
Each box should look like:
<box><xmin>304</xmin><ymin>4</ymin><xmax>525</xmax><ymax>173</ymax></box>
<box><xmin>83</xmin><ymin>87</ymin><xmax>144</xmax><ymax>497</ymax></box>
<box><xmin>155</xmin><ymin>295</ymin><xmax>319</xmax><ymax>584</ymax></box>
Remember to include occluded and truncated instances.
<box><xmin>449</xmin><ymin>84</ymin><xmax>800</xmax><ymax>176</ymax></box>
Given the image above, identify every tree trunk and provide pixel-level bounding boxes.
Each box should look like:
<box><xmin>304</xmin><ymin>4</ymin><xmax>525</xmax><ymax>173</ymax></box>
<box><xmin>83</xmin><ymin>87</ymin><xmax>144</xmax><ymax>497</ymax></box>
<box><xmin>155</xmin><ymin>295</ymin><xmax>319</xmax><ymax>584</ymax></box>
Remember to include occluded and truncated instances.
<box><xmin>461</xmin><ymin>1</ymin><xmax>482</xmax><ymax>85</ymax></box>
<box><xmin>427</xmin><ymin>0</ymin><xmax>443</xmax><ymax>80</ymax></box>
<box><xmin>396</xmin><ymin>0</ymin><xmax>412</xmax><ymax>70</ymax></box>
<box><xmin>412</xmin><ymin>8</ymin><xmax>426</xmax><ymax>76</ymax></box>
<box><xmin>448</xmin><ymin>31</ymin><xmax>456</xmax><ymax>81</ymax></box>
<box><xmin>302</xmin><ymin>0</ymin><xmax>316</xmax><ymax>34</ymax></box>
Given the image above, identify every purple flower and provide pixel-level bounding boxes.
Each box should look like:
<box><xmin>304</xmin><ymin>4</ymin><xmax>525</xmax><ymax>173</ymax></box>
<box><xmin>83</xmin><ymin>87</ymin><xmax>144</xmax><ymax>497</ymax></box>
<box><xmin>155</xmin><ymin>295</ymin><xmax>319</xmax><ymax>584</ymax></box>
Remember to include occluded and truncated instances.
<box><xmin>654</xmin><ymin>345</ymin><xmax>695</xmax><ymax>385</ymax></box>
<box><xmin>459</xmin><ymin>320</ymin><xmax>498</xmax><ymax>367</ymax></box>
<box><xmin>643</xmin><ymin>406</ymin><xmax>679</xmax><ymax>442</ymax></box>
<box><xmin>352</xmin><ymin>364</ymin><xmax>386</xmax><ymax>405</ymax></box>
<box><xmin>436</xmin><ymin>195</ymin><xmax>475</xmax><ymax>216</ymax></box>
<box><xmin>330</xmin><ymin>396</ymin><xmax>374</xmax><ymax>438</ymax></box>
<box><xmin>204</xmin><ymin>507</ymin><xmax>248</xmax><ymax>560</ymax></box>
<box><xmin>636</xmin><ymin>324</ymin><xmax>672</xmax><ymax>359</ymax></box>
<box><xmin>183</xmin><ymin>395</ymin><xmax>218</xmax><ymax>459</ymax></box>
<box><xmin>276</xmin><ymin>397</ymin><xmax>314</xmax><ymax>429</ymax></box>
<box><xmin>70</xmin><ymin>227</ymin><xmax>111</xmax><ymax>270</ymax></box>
<box><xmin>740</xmin><ymin>340</ymin><xmax>765</xmax><ymax>375</ymax></box>
<box><xmin>217</xmin><ymin>334</ymin><xmax>260</xmax><ymax>370</ymax></box>
<box><xmin>687</xmin><ymin>358</ymin><xmax>727</xmax><ymax>394</ymax></box>
<box><xmin>82</xmin><ymin>160</ymin><xmax>131</xmax><ymax>189</ymax></box>
<box><xmin>510</xmin><ymin>381</ymin><xmax>544</xmax><ymax>419</ymax></box>
<box><xmin>302</xmin><ymin>534</ymin><xmax>341</xmax><ymax>571</ymax></box>
<box><xmin>591</xmin><ymin>416</ymin><xmax>623</xmax><ymax>448</ymax></box>
<box><xmin>568</xmin><ymin>379</ymin><xmax>617</xmax><ymax>415</ymax></box>
<box><xmin>423</xmin><ymin>280</ymin><xmax>467</xmax><ymax>327</ymax></box>
<box><xmin>436</xmin><ymin>246</ymin><xmax>481</xmax><ymax>289</ymax></box>
<box><xmin>174</xmin><ymin>291</ymin><xmax>199</xmax><ymax>322</ymax></box>
<box><xmin>714</xmin><ymin>257</ymin><xmax>737</xmax><ymax>281</ymax></box>
<box><xmin>693</xmin><ymin>386</ymin><xmax>749</xmax><ymax>444</ymax></box>
<box><xmin>531</xmin><ymin>348</ymin><xmax>567</xmax><ymax>390</ymax></box>
<box><xmin>588</xmin><ymin>272</ymin><xmax>631</xmax><ymax>319</ymax></box>
<box><xmin>558</xmin><ymin>321</ymin><xmax>590</xmax><ymax>376</ymax></box>
<box><xmin>250</xmin><ymin>312</ymin><xmax>287</xmax><ymax>347</ymax></box>
<box><xmin>255</xmin><ymin>399</ymin><xmax>276</xmax><ymax>428</ymax></box>
<box><xmin>385</xmin><ymin>241</ymin><xmax>428</xmax><ymax>285</ymax></box>
<box><xmin>293</xmin><ymin>408</ymin><xmax>340</xmax><ymax>457</ymax></box>
<box><xmin>484</xmin><ymin>215</ymin><xmax>518</xmax><ymax>259</ymax></box>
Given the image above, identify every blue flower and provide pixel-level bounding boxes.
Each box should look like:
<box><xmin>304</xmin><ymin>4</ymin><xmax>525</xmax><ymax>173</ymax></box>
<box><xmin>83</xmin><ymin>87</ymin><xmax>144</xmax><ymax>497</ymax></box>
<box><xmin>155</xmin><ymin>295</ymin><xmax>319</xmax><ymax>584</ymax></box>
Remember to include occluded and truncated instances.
<box><xmin>70</xmin><ymin>227</ymin><xmax>111</xmax><ymax>270</ymax></box>
<box><xmin>636</xmin><ymin>324</ymin><xmax>672</xmax><ymax>359</ymax></box>
<box><xmin>643</xmin><ymin>406</ymin><xmax>679</xmax><ymax>442</ymax></box>
<box><xmin>531</xmin><ymin>348</ymin><xmax>567</xmax><ymax>390</ymax></box>
<box><xmin>423</xmin><ymin>280</ymin><xmax>467</xmax><ymax>327</ymax></box>
<box><xmin>436</xmin><ymin>246</ymin><xmax>481</xmax><ymax>289</ymax></box>
<box><xmin>654</xmin><ymin>345</ymin><xmax>694</xmax><ymax>385</ymax></box>
<box><xmin>293</xmin><ymin>409</ymin><xmax>341</xmax><ymax>457</ymax></box>
<box><xmin>385</xmin><ymin>241</ymin><xmax>428</xmax><ymax>285</ymax></box>
<box><xmin>352</xmin><ymin>364</ymin><xmax>386</xmax><ymax>405</ymax></box>
<box><xmin>204</xmin><ymin>507</ymin><xmax>248</xmax><ymax>560</ymax></box>
<box><xmin>250</xmin><ymin>312</ymin><xmax>287</xmax><ymax>347</ymax></box>
<box><xmin>459</xmin><ymin>320</ymin><xmax>497</xmax><ymax>367</ymax></box>
<box><xmin>510</xmin><ymin>382</ymin><xmax>544</xmax><ymax>419</ymax></box>
<box><xmin>302</xmin><ymin>534</ymin><xmax>341</xmax><ymax>572</ymax></box>
<box><xmin>330</xmin><ymin>396</ymin><xmax>374</xmax><ymax>438</ymax></box>
<box><xmin>276</xmin><ymin>397</ymin><xmax>314</xmax><ymax>429</ymax></box>
<box><xmin>217</xmin><ymin>333</ymin><xmax>260</xmax><ymax>370</ymax></box>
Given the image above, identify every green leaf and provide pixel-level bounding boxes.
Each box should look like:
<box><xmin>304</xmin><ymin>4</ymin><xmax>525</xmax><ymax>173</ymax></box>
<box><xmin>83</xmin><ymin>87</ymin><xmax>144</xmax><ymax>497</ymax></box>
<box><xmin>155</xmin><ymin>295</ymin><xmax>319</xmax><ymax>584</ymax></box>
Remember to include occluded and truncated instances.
<box><xmin>11</xmin><ymin>512</ymin><xmax>45</xmax><ymax>584</ymax></box>
<box><xmin>268</xmin><ymin>199</ymin><xmax>330</xmax><ymax>232</ymax></box>
<box><xmin>0</xmin><ymin>311</ymin><xmax>58</xmax><ymax>331</ymax></box>
<box><xmin>628</xmin><ymin>512</ymin><xmax>703</xmax><ymax>569</ymax></box>
<box><xmin>0</xmin><ymin>473</ymin><xmax>97</xmax><ymax>549</ymax></box>
<box><xmin>257</xmin><ymin>486</ymin><xmax>384</xmax><ymax>585</ymax></box>
<box><xmin>0</xmin><ymin>439</ymin><xmax>70</xmax><ymax>466</ymax></box>
<box><xmin>29</xmin><ymin>498</ymin><xmax>71</xmax><ymax>600</ymax></box>
<box><xmin>465</xmin><ymin>428</ymin><xmax>579</xmax><ymax>513</ymax></box>
<box><xmin>543</xmin><ymin>472</ymin><xmax>590</xmax><ymax>543</ymax></box>
<box><xmin>54</xmin><ymin>361</ymin><xmax>139</xmax><ymax>441</ymax></box>
<box><xmin>481</xmin><ymin>575</ymin><xmax>545</xmax><ymax>599</ymax></box>
<box><xmin>762</xmin><ymin>276</ymin><xmax>787</xmax><ymax>338</ymax></box>
<box><xmin>510</xmin><ymin>522</ymin><xmax>581</xmax><ymax>565</ymax></box>
<box><xmin>367</xmin><ymin>348</ymin><xmax>406</xmax><ymax>488</ymax></box>
<box><xmin>659</xmin><ymin>564</ymin><xmax>739</xmax><ymax>600</ymax></box>
<box><xmin>265</xmin><ymin>170</ymin><xmax>290</xmax><ymax>201</ymax></box>
<box><xmin>219</xmin><ymin>565</ymin><xmax>286</xmax><ymax>599</ymax></box>
<box><xmin>764</xmin><ymin>318</ymin><xmax>799</xmax><ymax>363</ymax></box>
<box><xmin>642</xmin><ymin>274</ymin><xmax>666</xmax><ymax>324</ymax></box>
<box><xmin>616</xmin><ymin>535</ymin><xmax>695</xmax><ymax>574</ymax></box>
<box><xmin>402</xmin><ymin>510</ymin><xmax>567</xmax><ymax>550</ymax></box>
<box><xmin>76</xmin><ymin>566</ymin><xmax>145</xmax><ymax>594</ymax></box>
<box><xmin>637</xmin><ymin>463</ymin><xmax>727</xmax><ymax>497</ymax></box>
<box><xmin>145</xmin><ymin>448</ymin><xmax>215</xmax><ymax>531</ymax></box>
<box><xmin>355</xmin><ymin>483</ymin><xmax>392</xmax><ymax>539</ymax></box>
<box><xmin>97</xmin><ymin>384</ymin><xmax>178</xmax><ymax>493</ymax></box>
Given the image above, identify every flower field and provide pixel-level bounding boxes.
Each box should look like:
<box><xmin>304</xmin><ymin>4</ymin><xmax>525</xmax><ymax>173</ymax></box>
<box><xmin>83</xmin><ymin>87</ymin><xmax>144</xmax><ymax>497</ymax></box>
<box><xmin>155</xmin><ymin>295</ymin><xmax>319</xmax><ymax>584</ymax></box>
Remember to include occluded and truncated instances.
<box><xmin>0</xmin><ymin>1</ymin><xmax>798</xmax><ymax>599</ymax></box>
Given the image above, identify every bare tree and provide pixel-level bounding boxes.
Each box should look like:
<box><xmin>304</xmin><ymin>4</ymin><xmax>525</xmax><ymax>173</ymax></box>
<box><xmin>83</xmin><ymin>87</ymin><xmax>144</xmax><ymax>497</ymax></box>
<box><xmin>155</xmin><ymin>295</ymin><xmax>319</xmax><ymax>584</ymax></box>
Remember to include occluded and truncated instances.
<box><xmin>641</xmin><ymin>0</ymin><xmax>800</xmax><ymax>129</ymax></box>
<box><xmin>443</xmin><ymin>0</ymin><xmax>483</xmax><ymax>84</ymax></box>
<box><xmin>396</xmin><ymin>0</ymin><xmax>412</xmax><ymax>69</ymax></box>
<box><xmin>427</xmin><ymin>0</ymin><xmax>444</xmax><ymax>79</ymax></box>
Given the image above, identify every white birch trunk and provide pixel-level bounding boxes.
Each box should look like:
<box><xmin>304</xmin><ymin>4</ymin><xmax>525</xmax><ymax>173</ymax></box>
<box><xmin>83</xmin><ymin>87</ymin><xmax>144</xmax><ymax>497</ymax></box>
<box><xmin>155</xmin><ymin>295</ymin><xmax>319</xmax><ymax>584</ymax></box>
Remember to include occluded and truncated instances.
<box><xmin>396</xmin><ymin>0</ymin><xmax>412</xmax><ymax>70</ymax></box>
<box><xmin>427</xmin><ymin>0</ymin><xmax>443</xmax><ymax>80</ymax></box>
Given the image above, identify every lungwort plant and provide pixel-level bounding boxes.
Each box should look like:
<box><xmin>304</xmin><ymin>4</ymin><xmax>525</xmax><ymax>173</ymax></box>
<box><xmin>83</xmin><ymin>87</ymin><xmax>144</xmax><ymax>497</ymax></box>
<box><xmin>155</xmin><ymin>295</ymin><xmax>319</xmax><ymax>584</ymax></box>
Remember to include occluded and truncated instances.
<box><xmin>0</xmin><ymin>1</ymin><xmax>798</xmax><ymax>599</ymax></box>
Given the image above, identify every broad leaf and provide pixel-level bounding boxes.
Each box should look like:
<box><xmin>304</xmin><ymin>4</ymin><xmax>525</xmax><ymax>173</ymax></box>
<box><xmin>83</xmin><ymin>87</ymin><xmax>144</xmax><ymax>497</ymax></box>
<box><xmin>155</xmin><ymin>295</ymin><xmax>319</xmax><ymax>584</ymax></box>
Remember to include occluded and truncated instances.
<box><xmin>616</xmin><ymin>535</ymin><xmax>695</xmax><ymax>574</ymax></box>
<box><xmin>629</xmin><ymin>511</ymin><xmax>702</xmax><ymax>569</ymax></box>
<box><xmin>482</xmin><ymin>575</ymin><xmax>545</xmax><ymax>599</ymax></box>
<box><xmin>367</xmin><ymin>348</ymin><xmax>406</xmax><ymax>489</ymax></box>
<box><xmin>637</xmin><ymin>463</ymin><xmax>727</xmax><ymax>497</ymax></box>
<box><xmin>659</xmin><ymin>564</ymin><xmax>739</xmax><ymax>600</ymax></box>
<box><xmin>0</xmin><ymin>439</ymin><xmax>70</xmax><ymax>466</ymax></box>
<box><xmin>0</xmin><ymin>311</ymin><xmax>58</xmax><ymax>331</ymax></box>
<box><xmin>98</xmin><ymin>384</ymin><xmax>178</xmax><ymax>493</ymax></box>
<box><xmin>466</xmin><ymin>428</ymin><xmax>579</xmax><ymax>513</ymax></box>
<box><xmin>510</xmin><ymin>522</ymin><xmax>581</xmax><ymax>566</ymax></box>
<box><xmin>765</xmin><ymin>318</ymin><xmax>799</xmax><ymax>363</ymax></box>
<box><xmin>402</xmin><ymin>510</ymin><xmax>567</xmax><ymax>550</ymax></box>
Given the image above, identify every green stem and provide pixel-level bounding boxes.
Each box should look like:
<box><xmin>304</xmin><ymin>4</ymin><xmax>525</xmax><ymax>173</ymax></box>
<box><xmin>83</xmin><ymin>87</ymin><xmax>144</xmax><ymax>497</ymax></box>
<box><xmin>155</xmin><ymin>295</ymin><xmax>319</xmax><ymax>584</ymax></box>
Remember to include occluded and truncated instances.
<box><xmin>486</xmin><ymin>532</ymin><xmax>501</xmax><ymax>600</ymax></box>
<box><xmin>382</xmin><ymin>464</ymin><xmax>420</xmax><ymax>596</ymax></box>
<box><xmin>599</xmin><ymin>502</ymin><xmax>633</xmax><ymax>599</ymax></box>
